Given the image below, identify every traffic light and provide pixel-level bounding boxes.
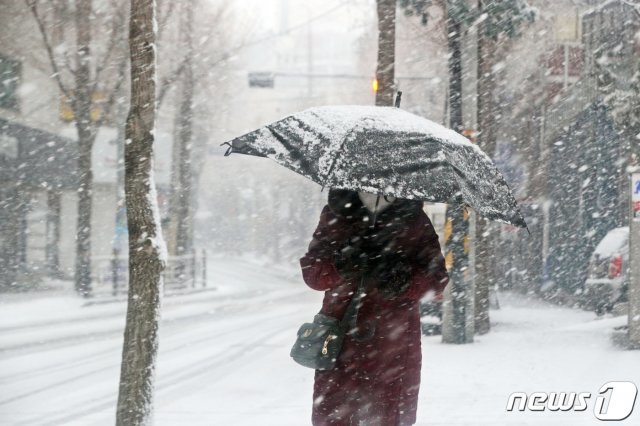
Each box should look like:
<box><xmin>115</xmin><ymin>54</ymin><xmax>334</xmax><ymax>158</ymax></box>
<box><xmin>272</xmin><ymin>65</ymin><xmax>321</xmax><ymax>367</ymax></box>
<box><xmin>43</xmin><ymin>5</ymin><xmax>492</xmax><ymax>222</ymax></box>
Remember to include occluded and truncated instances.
<box><xmin>462</xmin><ymin>129</ymin><xmax>477</xmax><ymax>143</ymax></box>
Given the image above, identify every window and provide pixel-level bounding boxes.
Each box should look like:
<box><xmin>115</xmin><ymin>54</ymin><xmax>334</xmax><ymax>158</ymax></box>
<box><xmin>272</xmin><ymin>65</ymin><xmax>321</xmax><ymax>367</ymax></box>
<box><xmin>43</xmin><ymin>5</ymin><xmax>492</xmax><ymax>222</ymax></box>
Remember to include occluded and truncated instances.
<box><xmin>0</xmin><ymin>54</ymin><xmax>21</xmax><ymax>112</ymax></box>
<box><xmin>59</xmin><ymin>90</ymin><xmax>106</xmax><ymax>123</ymax></box>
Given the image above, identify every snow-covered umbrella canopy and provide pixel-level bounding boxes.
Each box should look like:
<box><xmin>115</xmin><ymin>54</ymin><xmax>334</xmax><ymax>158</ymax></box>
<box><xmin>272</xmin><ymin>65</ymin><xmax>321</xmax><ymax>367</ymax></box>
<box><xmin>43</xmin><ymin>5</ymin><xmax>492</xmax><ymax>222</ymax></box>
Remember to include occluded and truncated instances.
<box><xmin>223</xmin><ymin>105</ymin><xmax>526</xmax><ymax>228</ymax></box>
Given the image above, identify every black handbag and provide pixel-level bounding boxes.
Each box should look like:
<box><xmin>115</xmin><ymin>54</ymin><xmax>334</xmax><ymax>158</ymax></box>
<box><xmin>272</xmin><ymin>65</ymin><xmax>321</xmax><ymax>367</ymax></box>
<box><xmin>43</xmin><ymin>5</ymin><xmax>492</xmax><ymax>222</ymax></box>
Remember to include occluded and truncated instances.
<box><xmin>290</xmin><ymin>277</ymin><xmax>366</xmax><ymax>370</ymax></box>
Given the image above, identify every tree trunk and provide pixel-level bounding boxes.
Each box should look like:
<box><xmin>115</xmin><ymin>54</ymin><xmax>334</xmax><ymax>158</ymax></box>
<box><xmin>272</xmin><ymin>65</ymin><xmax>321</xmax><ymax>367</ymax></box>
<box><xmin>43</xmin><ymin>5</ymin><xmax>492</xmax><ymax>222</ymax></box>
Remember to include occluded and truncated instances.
<box><xmin>1</xmin><ymin>186</ymin><xmax>21</xmax><ymax>288</ymax></box>
<box><xmin>73</xmin><ymin>0</ymin><xmax>96</xmax><ymax>297</ymax></box>
<box><xmin>74</xmin><ymin>127</ymin><xmax>95</xmax><ymax>295</ymax></box>
<box><xmin>474</xmin><ymin>1</ymin><xmax>497</xmax><ymax>335</ymax></box>
<box><xmin>375</xmin><ymin>0</ymin><xmax>396</xmax><ymax>106</ymax></box>
<box><xmin>116</xmin><ymin>0</ymin><xmax>166</xmax><ymax>424</ymax></box>
<box><xmin>442</xmin><ymin>13</ymin><xmax>473</xmax><ymax>344</ymax></box>
<box><xmin>474</xmin><ymin>223</ymin><xmax>494</xmax><ymax>334</ymax></box>
<box><xmin>46</xmin><ymin>189</ymin><xmax>61</xmax><ymax>277</ymax></box>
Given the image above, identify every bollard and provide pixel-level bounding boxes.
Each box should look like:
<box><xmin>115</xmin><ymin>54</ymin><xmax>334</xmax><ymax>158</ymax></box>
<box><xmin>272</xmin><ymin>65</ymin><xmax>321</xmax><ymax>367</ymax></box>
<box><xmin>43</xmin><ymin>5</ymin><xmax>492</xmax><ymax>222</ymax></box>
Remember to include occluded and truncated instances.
<box><xmin>112</xmin><ymin>248</ymin><xmax>119</xmax><ymax>297</ymax></box>
<box><xmin>191</xmin><ymin>248</ymin><xmax>197</xmax><ymax>288</ymax></box>
<box><xmin>202</xmin><ymin>248</ymin><xmax>207</xmax><ymax>287</ymax></box>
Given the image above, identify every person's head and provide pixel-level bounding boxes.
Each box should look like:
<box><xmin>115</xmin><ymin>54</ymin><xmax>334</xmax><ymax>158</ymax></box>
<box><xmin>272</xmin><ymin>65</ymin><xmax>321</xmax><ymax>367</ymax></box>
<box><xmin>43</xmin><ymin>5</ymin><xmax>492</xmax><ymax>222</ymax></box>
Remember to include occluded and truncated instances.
<box><xmin>327</xmin><ymin>189</ymin><xmax>401</xmax><ymax>218</ymax></box>
<box><xmin>357</xmin><ymin>191</ymin><xmax>396</xmax><ymax>214</ymax></box>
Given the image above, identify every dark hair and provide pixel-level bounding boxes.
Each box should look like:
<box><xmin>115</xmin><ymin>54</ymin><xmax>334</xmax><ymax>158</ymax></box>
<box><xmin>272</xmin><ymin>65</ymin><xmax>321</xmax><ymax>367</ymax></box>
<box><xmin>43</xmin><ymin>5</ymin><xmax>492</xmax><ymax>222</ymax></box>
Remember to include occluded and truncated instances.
<box><xmin>327</xmin><ymin>189</ymin><xmax>362</xmax><ymax>218</ymax></box>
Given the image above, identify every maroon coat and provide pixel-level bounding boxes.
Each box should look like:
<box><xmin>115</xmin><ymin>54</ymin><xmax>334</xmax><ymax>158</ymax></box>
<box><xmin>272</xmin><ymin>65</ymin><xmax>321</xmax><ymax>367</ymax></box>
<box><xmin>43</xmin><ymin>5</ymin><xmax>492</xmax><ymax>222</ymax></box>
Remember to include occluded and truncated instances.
<box><xmin>300</xmin><ymin>190</ymin><xmax>449</xmax><ymax>426</ymax></box>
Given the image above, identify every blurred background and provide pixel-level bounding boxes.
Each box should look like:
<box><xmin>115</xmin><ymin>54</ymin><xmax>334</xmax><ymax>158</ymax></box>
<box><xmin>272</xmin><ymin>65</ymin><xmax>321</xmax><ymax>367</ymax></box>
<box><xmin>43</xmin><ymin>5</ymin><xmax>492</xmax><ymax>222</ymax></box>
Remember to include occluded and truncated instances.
<box><xmin>1</xmin><ymin>0</ymin><xmax>639</xmax><ymax>424</ymax></box>
<box><xmin>1</xmin><ymin>0</ymin><xmax>636</xmax><ymax>300</ymax></box>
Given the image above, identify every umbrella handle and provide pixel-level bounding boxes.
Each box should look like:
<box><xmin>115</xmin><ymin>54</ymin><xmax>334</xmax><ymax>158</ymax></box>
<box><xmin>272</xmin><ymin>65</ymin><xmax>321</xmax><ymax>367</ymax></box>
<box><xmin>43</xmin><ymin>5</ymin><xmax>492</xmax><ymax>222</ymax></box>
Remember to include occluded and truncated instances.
<box><xmin>369</xmin><ymin>194</ymin><xmax>381</xmax><ymax>228</ymax></box>
<box><xmin>220</xmin><ymin>142</ymin><xmax>233</xmax><ymax>156</ymax></box>
<box><xmin>394</xmin><ymin>91</ymin><xmax>402</xmax><ymax>108</ymax></box>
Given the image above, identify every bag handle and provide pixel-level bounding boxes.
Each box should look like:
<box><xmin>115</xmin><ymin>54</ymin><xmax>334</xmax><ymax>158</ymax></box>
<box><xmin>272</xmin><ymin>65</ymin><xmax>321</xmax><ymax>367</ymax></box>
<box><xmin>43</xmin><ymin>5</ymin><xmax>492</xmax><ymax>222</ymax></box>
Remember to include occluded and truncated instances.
<box><xmin>339</xmin><ymin>276</ymin><xmax>375</xmax><ymax>340</ymax></box>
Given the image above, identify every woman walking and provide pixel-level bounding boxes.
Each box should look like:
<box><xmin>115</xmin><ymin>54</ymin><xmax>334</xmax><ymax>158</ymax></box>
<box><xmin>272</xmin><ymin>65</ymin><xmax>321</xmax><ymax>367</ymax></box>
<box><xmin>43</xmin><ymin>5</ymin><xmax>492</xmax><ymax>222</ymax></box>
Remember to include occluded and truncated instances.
<box><xmin>300</xmin><ymin>189</ymin><xmax>449</xmax><ymax>426</ymax></box>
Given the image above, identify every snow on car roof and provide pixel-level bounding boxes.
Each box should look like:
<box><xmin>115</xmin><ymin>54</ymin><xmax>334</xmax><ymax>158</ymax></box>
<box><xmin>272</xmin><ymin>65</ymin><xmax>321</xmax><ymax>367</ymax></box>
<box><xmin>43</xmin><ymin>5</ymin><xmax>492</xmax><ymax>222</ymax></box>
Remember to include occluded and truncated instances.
<box><xmin>594</xmin><ymin>227</ymin><xmax>629</xmax><ymax>256</ymax></box>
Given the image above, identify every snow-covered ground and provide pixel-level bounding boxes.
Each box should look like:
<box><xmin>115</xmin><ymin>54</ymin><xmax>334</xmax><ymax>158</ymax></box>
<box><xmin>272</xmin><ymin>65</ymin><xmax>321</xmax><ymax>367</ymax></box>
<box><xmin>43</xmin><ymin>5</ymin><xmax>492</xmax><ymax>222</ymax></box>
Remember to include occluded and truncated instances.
<box><xmin>1</xmin><ymin>257</ymin><xmax>638</xmax><ymax>426</ymax></box>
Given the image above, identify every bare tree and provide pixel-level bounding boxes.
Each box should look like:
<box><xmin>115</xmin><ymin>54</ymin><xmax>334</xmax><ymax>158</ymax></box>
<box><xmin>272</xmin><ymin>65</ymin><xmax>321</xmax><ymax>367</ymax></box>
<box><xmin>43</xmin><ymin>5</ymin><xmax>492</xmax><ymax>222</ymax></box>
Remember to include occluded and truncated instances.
<box><xmin>165</xmin><ymin>0</ymin><xmax>232</xmax><ymax>263</ymax></box>
<box><xmin>167</xmin><ymin>0</ymin><xmax>195</xmax><ymax>259</ymax></box>
<box><xmin>398</xmin><ymin>0</ymin><xmax>533</xmax><ymax>340</ymax></box>
<box><xmin>115</xmin><ymin>0</ymin><xmax>166</xmax><ymax>423</ymax></box>
<box><xmin>26</xmin><ymin>0</ymin><xmax>128</xmax><ymax>296</ymax></box>
<box><xmin>474</xmin><ymin>0</ymin><xmax>533</xmax><ymax>335</ymax></box>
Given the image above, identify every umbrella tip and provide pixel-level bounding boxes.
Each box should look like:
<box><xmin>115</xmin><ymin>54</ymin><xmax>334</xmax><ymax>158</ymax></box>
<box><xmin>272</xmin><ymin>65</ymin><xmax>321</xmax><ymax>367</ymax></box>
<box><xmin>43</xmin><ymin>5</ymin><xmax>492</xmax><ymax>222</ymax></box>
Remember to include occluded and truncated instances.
<box><xmin>394</xmin><ymin>91</ymin><xmax>402</xmax><ymax>108</ymax></box>
<box><xmin>220</xmin><ymin>141</ymin><xmax>233</xmax><ymax>156</ymax></box>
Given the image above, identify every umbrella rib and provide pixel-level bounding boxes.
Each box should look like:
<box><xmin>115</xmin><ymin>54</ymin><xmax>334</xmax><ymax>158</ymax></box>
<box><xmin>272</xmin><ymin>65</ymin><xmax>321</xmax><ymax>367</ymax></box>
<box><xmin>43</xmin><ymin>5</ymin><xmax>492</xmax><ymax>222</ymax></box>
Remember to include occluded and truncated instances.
<box><xmin>266</xmin><ymin>125</ymin><xmax>316</xmax><ymax>176</ymax></box>
<box><xmin>447</xmin><ymin>161</ymin><xmax>525</xmax><ymax>227</ymax></box>
<box><xmin>320</xmin><ymin>127</ymin><xmax>356</xmax><ymax>191</ymax></box>
<box><xmin>269</xmin><ymin>115</ymin><xmax>340</xmax><ymax>184</ymax></box>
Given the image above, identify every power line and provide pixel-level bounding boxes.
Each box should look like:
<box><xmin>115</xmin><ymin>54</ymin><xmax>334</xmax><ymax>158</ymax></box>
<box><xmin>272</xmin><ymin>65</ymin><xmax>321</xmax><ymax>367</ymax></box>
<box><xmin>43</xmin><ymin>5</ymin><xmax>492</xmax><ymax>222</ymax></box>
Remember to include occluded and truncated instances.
<box><xmin>205</xmin><ymin>2</ymin><xmax>351</xmax><ymax>72</ymax></box>
<box><xmin>271</xmin><ymin>72</ymin><xmax>435</xmax><ymax>81</ymax></box>
<box><xmin>238</xmin><ymin>2</ymin><xmax>350</xmax><ymax>51</ymax></box>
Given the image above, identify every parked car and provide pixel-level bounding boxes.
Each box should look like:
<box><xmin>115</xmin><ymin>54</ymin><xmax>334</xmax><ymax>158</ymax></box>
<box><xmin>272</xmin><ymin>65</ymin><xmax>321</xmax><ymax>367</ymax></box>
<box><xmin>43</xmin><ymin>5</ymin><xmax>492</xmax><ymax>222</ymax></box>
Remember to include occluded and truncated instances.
<box><xmin>583</xmin><ymin>227</ymin><xmax>629</xmax><ymax>315</ymax></box>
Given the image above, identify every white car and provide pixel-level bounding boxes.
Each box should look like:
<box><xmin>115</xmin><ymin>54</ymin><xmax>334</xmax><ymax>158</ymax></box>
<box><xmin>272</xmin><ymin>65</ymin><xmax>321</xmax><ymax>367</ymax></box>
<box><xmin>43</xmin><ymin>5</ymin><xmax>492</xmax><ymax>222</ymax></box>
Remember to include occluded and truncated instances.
<box><xmin>584</xmin><ymin>227</ymin><xmax>629</xmax><ymax>315</ymax></box>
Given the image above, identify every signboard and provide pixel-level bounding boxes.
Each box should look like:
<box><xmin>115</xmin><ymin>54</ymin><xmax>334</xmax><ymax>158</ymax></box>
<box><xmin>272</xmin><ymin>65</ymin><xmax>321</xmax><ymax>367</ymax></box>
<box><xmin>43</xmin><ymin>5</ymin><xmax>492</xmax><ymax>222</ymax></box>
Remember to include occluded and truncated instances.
<box><xmin>248</xmin><ymin>72</ymin><xmax>274</xmax><ymax>88</ymax></box>
<box><xmin>633</xmin><ymin>172</ymin><xmax>640</xmax><ymax>220</ymax></box>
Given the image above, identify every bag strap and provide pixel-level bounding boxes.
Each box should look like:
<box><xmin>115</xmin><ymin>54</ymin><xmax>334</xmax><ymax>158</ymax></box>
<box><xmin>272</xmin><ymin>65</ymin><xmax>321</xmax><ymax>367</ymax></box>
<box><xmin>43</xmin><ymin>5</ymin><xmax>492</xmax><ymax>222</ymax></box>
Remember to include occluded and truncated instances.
<box><xmin>338</xmin><ymin>276</ymin><xmax>366</xmax><ymax>334</ymax></box>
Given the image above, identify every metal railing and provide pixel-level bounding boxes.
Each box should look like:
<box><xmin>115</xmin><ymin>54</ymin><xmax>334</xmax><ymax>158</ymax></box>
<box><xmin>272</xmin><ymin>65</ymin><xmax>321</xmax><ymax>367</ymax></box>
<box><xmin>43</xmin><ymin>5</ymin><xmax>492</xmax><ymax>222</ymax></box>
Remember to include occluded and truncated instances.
<box><xmin>91</xmin><ymin>249</ymin><xmax>208</xmax><ymax>297</ymax></box>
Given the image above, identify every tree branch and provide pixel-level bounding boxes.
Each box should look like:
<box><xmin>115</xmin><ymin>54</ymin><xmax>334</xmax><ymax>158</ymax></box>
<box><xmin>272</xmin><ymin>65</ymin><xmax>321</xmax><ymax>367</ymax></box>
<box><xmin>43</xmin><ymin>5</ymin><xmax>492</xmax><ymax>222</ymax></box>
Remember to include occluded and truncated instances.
<box><xmin>95</xmin><ymin>52</ymin><xmax>129</xmax><ymax>129</ymax></box>
<box><xmin>157</xmin><ymin>0</ymin><xmax>176</xmax><ymax>40</ymax></box>
<box><xmin>92</xmin><ymin>0</ymin><xmax>128</xmax><ymax>94</ymax></box>
<box><xmin>157</xmin><ymin>58</ymin><xmax>188</xmax><ymax>108</ymax></box>
<box><xmin>620</xmin><ymin>0</ymin><xmax>640</xmax><ymax>18</ymax></box>
<box><xmin>158</xmin><ymin>47</ymin><xmax>235</xmax><ymax>109</ymax></box>
<box><xmin>46</xmin><ymin>0</ymin><xmax>76</xmax><ymax>75</ymax></box>
<box><xmin>26</xmin><ymin>0</ymin><xmax>72</xmax><ymax>98</ymax></box>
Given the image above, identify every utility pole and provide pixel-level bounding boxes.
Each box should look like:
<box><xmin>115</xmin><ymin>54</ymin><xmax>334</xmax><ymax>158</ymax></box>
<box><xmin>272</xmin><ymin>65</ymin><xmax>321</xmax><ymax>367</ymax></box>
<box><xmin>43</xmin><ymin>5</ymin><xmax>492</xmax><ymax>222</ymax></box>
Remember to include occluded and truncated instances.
<box><xmin>474</xmin><ymin>0</ymin><xmax>497</xmax><ymax>336</ymax></box>
<box><xmin>442</xmin><ymin>4</ymin><xmax>474</xmax><ymax>344</ymax></box>
<box><xmin>307</xmin><ymin>5</ymin><xmax>313</xmax><ymax>102</ymax></box>
<box><xmin>375</xmin><ymin>0</ymin><xmax>396</xmax><ymax>106</ymax></box>
<box><xmin>629</xmin><ymin>169</ymin><xmax>640</xmax><ymax>349</ymax></box>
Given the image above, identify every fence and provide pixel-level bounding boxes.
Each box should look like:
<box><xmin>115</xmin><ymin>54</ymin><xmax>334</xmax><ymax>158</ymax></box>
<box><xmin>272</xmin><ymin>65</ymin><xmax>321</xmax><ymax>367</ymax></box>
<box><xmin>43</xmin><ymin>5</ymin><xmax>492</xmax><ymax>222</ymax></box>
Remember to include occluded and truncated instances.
<box><xmin>91</xmin><ymin>249</ymin><xmax>207</xmax><ymax>297</ymax></box>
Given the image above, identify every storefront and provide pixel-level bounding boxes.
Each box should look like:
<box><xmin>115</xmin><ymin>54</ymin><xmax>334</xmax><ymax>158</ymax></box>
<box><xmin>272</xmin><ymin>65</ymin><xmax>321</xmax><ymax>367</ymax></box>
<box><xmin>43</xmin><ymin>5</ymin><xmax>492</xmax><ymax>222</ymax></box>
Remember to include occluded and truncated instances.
<box><xmin>0</xmin><ymin>117</ymin><xmax>76</xmax><ymax>288</ymax></box>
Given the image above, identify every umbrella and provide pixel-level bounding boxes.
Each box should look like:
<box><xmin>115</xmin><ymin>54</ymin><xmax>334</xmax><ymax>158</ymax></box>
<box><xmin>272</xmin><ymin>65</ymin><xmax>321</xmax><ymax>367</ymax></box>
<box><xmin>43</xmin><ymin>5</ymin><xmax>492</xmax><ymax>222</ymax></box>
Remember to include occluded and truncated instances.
<box><xmin>222</xmin><ymin>105</ymin><xmax>526</xmax><ymax>228</ymax></box>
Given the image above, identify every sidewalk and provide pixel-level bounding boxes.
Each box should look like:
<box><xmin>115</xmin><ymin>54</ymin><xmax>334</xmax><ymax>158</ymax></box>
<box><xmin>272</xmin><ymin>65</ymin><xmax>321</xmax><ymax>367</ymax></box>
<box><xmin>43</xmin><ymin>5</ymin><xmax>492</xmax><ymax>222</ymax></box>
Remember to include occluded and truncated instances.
<box><xmin>416</xmin><ymin>292</ymin><xmax>639</xmax><ymax>425</ymax></box>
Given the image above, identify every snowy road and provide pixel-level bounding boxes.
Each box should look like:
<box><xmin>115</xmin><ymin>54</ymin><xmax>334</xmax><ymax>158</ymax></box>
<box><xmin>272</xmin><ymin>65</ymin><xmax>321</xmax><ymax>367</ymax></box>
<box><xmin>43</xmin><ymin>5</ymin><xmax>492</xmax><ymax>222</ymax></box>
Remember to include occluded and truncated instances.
<box><xmin>1</xmin><ymin>257</ymin><xmax>639</xmax><ymax>425</ymax></box>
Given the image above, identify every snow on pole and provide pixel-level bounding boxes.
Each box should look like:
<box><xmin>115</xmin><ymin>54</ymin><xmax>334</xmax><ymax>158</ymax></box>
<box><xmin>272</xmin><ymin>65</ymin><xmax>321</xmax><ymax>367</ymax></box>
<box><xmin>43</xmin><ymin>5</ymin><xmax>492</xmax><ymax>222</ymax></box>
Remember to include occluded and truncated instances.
<box><xmin>629</xmin><ymin>170</ymin><xmax>640</xmax><ymax>349</ymax></box>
